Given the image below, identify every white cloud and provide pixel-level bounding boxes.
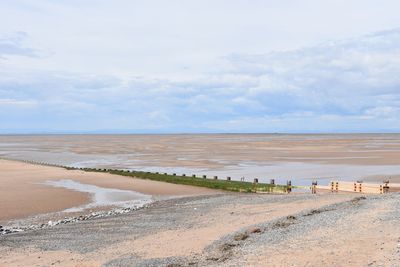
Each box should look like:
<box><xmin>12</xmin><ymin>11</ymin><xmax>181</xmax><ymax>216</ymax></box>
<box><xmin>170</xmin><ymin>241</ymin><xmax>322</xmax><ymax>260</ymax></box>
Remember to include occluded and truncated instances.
<box><xmin>0</xmin><ymin>1</ymin><xmax>400</xmax><ymax>132</ymax></box>
<box><xmin>1</xmin><ymin>29</ymin><xmax>400</xmax><ymax>132</ymax></box>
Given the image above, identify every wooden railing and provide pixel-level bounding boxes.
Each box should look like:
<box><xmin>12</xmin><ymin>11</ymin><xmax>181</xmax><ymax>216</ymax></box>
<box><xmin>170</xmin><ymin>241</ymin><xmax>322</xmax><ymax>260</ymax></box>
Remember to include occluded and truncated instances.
<box><xmin>312</xmin><ymin>181</ymin><xmax>400</xmax><ymax>194</ymax></box>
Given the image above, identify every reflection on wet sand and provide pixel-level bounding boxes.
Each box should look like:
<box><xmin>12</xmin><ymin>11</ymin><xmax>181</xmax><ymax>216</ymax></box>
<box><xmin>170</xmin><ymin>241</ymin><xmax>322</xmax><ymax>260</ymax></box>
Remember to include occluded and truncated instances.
<box><xmin>44</xmin><ymin>179</ymin><xmax>152</xmax><ymax>212</ymax></box>
<box><xmin>1</xmin><ymin>134</ymin><xmax>400</xmax><ymax>185</ymax></box>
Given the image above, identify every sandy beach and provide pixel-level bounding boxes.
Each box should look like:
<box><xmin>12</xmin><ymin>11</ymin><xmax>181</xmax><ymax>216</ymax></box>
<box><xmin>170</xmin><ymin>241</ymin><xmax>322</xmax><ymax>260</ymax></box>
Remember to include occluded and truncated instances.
<box><xmin>1</xmin><ymin>158</ymin><xmax>400</xmax><ymax>266</ymax></box>
<box><xmin>0</xmin><ymin>159</ymin><xmax>218</xmax><ymax>223</ymax></box>
<box><xmin>1</xmin><ymin>136</ymin><xmax>400</xmax><ymax>266</ymax></box>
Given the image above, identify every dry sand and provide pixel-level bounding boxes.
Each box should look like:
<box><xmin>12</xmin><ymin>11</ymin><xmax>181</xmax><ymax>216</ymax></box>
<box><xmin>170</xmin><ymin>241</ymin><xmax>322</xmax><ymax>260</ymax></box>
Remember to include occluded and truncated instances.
<box><xmin>0</xmin><ymin>159</ymin><xmax>218</xmax><ymax>222</ymax></box>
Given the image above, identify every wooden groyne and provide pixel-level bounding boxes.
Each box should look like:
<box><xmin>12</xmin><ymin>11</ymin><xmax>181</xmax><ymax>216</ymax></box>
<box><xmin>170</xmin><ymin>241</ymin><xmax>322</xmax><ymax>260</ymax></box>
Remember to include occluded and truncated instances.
<box><xmin>2</xmin><ymin>157</ymin><xmax>399</xmax><ymax>195</ymax></box>
<box><xmin>0</xmin><ymin>157</ymin><xmax>289</xmax><ymax>193</ymax></box>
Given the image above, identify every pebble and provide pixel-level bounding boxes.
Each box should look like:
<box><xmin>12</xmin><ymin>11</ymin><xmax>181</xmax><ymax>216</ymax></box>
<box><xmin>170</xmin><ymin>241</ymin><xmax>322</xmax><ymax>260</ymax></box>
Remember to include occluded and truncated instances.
<box><xmin>1</xmin><ymin>205</ymin><xmax>144</xmax><ymax>235</ymax></box>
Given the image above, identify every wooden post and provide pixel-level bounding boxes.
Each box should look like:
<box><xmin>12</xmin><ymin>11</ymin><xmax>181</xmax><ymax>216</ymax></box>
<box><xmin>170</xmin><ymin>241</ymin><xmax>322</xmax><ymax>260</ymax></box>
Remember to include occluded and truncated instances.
<box><xmin>330</xmin><ymin>181</ymin><xmax>339</xmax><ymax>193</ymax></box>
<box><xmin>383</xmin><ymin>180</ymin><xmax>389</xmax><ymax>193</ymax></box>
<box><xmin>357</xmin><ymin>181</ymin><xmax>363</xmax><ymax>193</ymax></box>
<box><xmin>311</xmin><ymin>181</ymin><xmax>317</xmax><ymax>194</ymax></box>
<box><xmin>287</xmin><ymin>180</ymin><xmax>292</xmax><ymax>193</ymax></box>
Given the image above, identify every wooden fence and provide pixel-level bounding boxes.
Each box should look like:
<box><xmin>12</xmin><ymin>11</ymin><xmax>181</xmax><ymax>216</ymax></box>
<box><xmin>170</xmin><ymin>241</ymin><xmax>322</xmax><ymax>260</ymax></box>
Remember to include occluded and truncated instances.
<box><xmin>313</xmin><ymin>181</ymin><xmax>400</xmax><ymax>194</ymax></box>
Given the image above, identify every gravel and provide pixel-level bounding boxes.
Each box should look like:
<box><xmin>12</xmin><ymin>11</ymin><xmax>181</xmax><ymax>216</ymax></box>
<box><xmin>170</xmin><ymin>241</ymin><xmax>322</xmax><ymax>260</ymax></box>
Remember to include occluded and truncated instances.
<box><xmin>195</xmin><ymin>194</ymin><xmax>400</xmax><ymax>266</ymax></box>
<box><xmin>2</xmin><ymin>193</ymin><xmax>399</xmax><ymax>266</ymax></box>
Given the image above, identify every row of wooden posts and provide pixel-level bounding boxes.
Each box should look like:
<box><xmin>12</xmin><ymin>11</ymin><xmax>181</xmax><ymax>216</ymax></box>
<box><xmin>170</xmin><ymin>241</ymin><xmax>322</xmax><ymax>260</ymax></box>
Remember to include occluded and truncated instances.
<box><xmin>167</xmin><ymin>172</ymin><xmax>293</xmax><ymax>192</ymax></box>
<box><xmin>7</xmin><ymin>158</ymin><xmax>294</xmax><ymax>193</ymax></box>
<box><xmin>7</xmin><ymin>158</ymin><xmax>397</xmax><ymax>195</ymax></box>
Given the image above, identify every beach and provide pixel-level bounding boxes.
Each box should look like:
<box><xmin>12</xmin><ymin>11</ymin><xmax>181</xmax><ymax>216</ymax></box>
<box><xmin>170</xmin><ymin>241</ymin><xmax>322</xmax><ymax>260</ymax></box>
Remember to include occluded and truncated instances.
<box><xmin>0</xmin><ymin>159</ymin><xmax>217</xmax><ymax>223</ymax></box>
<box><xmin>1</xmin><ymin>135</ymin><xmax>400</xmax><ymax>266</ymax></box>
<box><xmin>1</xmin><ymin>134</ymin><xmax>400</xmax><ymax>185</ymax></box>
<box><xmin>1</xmin><ymin>185</ymin><xmax>399</xmax><ymax>266</ymax></box>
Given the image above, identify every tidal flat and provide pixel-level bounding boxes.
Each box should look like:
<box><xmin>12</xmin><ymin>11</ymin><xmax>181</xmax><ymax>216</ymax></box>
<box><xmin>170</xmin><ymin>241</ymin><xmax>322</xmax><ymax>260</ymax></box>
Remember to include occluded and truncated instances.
<box><xmin>1</xmin><ymin>134</ymin><xmax>400</xmax><ymax>185</ymax></box>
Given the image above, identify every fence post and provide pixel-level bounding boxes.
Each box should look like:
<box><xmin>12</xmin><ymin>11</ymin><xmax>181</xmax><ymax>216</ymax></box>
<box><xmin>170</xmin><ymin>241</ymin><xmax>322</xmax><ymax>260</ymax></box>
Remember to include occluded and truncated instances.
<box><xmin>383</xmin><ymin>180</ymin><xmax>390</xmax><ymax>193</ymax></box>
<box><xmin>311</xmin><ymin>181</ymin><xmax>317</xmax><ymax>194</ymax></box>
<box><xmin>287</xmin><ymin>180</ymin><xmax>292</xmax><ymax>193</ymax></box>
<box><xmin>356</xmin><ymin>181</ymin><xmax>363</xmax><ymax>193</ymax></box>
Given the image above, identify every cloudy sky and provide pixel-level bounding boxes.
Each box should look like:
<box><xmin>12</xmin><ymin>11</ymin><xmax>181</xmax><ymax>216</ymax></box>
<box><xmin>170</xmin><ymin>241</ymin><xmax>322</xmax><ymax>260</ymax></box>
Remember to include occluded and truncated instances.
<box><xmin>1</xmin><ymin>0</ymin><xmax>400</xmax><ymax>133</ymax></box>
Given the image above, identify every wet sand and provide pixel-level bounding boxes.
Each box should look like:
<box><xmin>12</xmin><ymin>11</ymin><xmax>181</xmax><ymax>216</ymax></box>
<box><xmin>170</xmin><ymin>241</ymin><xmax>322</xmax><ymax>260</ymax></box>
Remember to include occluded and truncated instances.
<box><xmin>1</xmin><ymin>134</ymin><xmax>400</xmax><ymax>184</ymax></box>
<box><xmin>0</xmin><ymin>159</ymin><xmax>218</xmax><ymax>222</ymax></box>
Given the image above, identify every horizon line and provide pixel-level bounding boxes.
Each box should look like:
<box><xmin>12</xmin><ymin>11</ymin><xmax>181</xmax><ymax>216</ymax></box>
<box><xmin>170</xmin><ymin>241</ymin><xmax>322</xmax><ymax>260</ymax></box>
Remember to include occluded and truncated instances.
<box><xmin>1</xmin><ymin>132</ymin><xmax>400</xmax><ymax>135</ymax></box>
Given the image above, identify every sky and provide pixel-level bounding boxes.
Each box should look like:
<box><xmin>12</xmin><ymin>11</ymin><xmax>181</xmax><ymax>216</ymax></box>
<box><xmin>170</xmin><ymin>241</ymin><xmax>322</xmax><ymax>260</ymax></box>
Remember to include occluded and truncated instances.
<box><xmin>1</xmin><ymin>0</ymin><xmax>400</xmax><ymax>133</ymax></box>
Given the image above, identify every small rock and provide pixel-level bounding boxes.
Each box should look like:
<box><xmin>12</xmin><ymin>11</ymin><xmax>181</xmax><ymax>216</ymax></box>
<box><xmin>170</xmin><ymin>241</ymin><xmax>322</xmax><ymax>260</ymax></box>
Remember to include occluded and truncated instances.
<box><xmin>234</xmin><ymin>232</ymin><xmax>249</xmax><ymax>241</ymax></box>
<box><xmin>249</xmin><ymin>227</ymin><xmax>262</xmax><ymax>234</ymax></box>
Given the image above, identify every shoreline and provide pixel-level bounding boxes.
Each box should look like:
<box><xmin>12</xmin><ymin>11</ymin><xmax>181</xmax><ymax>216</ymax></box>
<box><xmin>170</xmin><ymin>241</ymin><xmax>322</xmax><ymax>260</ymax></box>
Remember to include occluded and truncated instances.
<box><xmin>0</xmin><ymin>159</ymin><xmax>220</xmax><ymax>223</ymax></box>
<box><xmin>1</xmin><ymin>156</ymin><xmax>400</xmax><ymax>265</ymax></box>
